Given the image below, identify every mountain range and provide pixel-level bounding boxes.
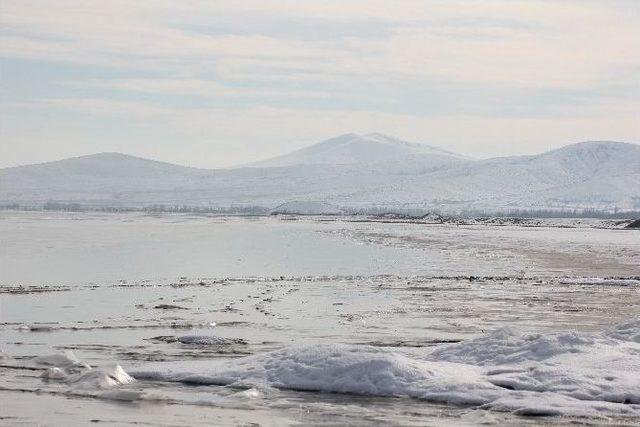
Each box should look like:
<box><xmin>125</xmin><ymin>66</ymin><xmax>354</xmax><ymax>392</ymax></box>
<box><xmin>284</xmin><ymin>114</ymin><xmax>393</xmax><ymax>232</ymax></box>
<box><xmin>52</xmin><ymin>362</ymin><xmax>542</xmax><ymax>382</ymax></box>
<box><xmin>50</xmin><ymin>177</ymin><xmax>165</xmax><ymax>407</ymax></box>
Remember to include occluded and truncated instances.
<box><xmin>1</xmin><ymin>133</ymin><xmax>639</xmax><ymax>212</ymax></box>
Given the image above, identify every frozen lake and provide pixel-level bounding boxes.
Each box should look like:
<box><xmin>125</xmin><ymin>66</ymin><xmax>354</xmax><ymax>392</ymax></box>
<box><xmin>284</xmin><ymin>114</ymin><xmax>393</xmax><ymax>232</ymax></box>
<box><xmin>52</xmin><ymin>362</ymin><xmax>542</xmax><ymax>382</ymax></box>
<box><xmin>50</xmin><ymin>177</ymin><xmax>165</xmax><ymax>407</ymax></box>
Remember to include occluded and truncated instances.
<box><xmin>1</xmin><ymin>212</ymin><xmax>639</xmax><ymax>426</ymax></box>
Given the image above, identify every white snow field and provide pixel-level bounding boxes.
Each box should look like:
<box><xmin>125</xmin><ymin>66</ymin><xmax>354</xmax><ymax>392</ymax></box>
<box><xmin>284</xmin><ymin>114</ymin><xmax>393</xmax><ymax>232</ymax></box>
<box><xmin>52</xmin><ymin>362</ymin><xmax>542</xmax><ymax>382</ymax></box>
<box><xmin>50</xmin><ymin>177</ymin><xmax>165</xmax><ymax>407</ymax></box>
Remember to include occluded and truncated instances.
<box><xmin>1</xmin><ymin>135</ymin><xmax>639</xmax><ymax>211</ymax></box>
<box><xmin>1</xmin><ymin>212</ymin><xmax>639</xmax><ymax>425</ymax></box>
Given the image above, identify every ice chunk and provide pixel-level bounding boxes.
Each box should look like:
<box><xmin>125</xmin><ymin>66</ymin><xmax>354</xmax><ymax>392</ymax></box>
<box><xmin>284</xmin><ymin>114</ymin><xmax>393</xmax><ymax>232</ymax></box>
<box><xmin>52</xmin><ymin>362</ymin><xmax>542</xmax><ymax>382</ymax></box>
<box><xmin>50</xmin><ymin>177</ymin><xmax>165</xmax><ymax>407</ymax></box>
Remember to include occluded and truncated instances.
<box><xmin>41</xmin><ymin>367</ymin><xmax>67</xmax><ymax>381</ymax></box>
<box><xmin>237</xmin><ymin>387</ymin><xmax>263</xmax><ymax>399</ymax></box>
<box><xmin>68</xmin><ymin>365</ymin><xmax>135</xmax><ymax>389</ymax></box>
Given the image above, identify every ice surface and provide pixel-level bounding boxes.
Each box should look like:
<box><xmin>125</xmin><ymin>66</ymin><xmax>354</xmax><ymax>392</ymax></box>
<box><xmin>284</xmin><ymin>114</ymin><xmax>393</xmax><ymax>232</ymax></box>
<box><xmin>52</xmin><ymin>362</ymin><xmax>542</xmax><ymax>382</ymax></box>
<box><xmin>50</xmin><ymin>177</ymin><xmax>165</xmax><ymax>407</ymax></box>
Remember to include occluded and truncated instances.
<box><xmin>97</xmin><ymin>389</ymin><xmax>145</xmax><ymax>401</ymax></box>
<box><xmin>132</xmin><ymin>319</ymin><xmax>640</xmax><ymax>417</ymax></box>
<box><xmin>33</xmin><ymin>351</ymin><xmax>90</xmax><ymax>370</ymax></box>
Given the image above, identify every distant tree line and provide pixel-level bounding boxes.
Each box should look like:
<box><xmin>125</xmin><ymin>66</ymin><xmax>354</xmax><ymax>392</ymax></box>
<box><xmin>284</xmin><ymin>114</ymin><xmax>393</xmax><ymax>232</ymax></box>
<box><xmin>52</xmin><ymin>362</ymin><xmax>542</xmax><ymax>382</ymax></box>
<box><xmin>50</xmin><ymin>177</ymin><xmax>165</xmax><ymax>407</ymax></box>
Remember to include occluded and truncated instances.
<box><xmin>0</xmin><ymin>201</ymin><xmax>269</xmax><ymax>215</ymax></box>
<box><xmin>341</xmin><ymin>206</ymin><xmax>640</xmax><ymax>219</ymax></box>
<box><xmin>0</xmin><ymin>201</ymin><xmax>638</xmax><ymax>219</ymax></box>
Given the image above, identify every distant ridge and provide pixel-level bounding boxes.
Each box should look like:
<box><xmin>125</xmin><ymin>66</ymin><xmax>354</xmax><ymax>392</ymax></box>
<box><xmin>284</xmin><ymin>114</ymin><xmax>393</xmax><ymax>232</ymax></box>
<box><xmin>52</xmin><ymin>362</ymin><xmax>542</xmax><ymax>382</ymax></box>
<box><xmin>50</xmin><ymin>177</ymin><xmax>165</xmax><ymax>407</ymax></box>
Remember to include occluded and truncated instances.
<box><xmin>1</xmin><ymin>136</ymin><xmax>639</xmax><ymax>211</ymax></box>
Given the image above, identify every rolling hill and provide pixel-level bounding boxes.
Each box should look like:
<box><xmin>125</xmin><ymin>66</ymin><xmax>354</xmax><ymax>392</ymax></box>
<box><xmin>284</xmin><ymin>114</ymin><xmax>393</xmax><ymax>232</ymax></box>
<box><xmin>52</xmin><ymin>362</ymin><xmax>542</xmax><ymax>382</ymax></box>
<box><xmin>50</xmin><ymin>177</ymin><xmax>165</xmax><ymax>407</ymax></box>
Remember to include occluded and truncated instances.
<box><xmin>1</xmin><ymin>135</ymin><xmax>638</xmax><ymax>212</ymax></box>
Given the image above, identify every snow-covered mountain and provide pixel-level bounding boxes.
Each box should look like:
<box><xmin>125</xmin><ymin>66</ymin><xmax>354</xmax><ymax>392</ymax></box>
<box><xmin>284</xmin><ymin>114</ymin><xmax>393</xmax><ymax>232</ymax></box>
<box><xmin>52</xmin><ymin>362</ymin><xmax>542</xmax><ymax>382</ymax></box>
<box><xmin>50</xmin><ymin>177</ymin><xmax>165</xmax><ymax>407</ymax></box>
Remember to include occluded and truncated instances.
<box><xmin>247</xmin><ymin>133</ymin><xmax>467</xmax><ymax>167</ymax></box>
<box><xmin>1</xmin><ymin>137</ymin><xmax>639</xmax><ymax>211</ymax></box>
<box><xmin>370</xmin><ymin>141</ymin><xmax>640</xmax><ymax>210</ymax></box>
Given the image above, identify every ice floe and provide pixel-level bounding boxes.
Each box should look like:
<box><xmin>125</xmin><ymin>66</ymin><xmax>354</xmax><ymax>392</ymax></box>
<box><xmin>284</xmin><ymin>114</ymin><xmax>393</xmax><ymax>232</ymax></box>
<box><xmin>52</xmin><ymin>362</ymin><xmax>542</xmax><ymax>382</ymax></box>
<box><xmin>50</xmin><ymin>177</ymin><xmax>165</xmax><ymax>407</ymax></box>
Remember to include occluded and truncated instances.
<box><xmin>32</xmin><ymin>351</ymin><xmax>135</xmax><ymax>392</ymax></box>
<box><xmin>41</xmin><ymin>367</ymin><xmax>67</xmax><ymax>381</ymax></box>
<box><xmin>131</xmin><ymin>319</ymin><xmax>640</xmax><ymax>417</ymax></box>
<box><xmin>68</xmin><ymin>365</ymin><xmax>135</xmax><ymax>390</ymax></box>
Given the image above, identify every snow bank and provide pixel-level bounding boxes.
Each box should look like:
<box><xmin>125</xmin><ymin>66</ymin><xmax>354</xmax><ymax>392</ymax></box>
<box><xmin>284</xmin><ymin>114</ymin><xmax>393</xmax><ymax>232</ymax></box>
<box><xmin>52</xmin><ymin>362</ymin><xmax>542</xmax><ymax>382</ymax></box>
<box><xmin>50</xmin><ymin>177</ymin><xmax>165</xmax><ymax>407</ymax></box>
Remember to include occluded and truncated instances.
<box><xmin>132</xmin><ymin>319</ymin><xmax>640</xmax><ymax>417</ymax></box>
<box><xmin>133</xmin><ymin>345</ymin><xmax>500</xmax><ymax>405</ymax></box>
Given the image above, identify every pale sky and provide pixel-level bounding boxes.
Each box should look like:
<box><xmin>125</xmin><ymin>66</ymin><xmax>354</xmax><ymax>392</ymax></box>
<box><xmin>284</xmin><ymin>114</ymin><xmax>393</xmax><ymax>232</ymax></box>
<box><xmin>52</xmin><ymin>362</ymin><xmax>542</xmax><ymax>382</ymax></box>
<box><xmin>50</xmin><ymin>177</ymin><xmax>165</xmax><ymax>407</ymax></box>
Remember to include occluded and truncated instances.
<box><xmin>1</xmin><ymin>0</ymin><xmax>639</xmax><ymax>168</ymax></box>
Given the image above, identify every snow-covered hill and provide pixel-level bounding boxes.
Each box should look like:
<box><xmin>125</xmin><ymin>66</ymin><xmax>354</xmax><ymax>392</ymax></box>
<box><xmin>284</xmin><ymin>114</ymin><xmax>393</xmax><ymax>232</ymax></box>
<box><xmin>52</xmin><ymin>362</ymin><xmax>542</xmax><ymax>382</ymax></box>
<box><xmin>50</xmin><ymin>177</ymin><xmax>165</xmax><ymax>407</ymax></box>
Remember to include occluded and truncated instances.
<box><xmin>1</xmin><ymin>137</ymin><xmax>639</xmax><ymax>211</ymax></box>
<box><xmin>246</xmin><ymin>133</ymin><xmax>467</xmax><ymax>167</ymax></box>
<box><xmin>0</xmin><ymin>152</ymin><xmax>212</xmax><ymax>204</ymax></box>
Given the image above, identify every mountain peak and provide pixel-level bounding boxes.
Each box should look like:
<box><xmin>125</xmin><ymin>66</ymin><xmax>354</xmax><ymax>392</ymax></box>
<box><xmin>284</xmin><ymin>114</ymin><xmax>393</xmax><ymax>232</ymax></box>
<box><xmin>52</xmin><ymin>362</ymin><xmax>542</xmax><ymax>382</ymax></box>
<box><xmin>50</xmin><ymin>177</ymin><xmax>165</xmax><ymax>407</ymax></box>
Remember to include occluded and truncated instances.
<box><xmin>540</xmin><ymin>140</ymin><xmax>640</xmax><ymax>161</ymax></box>
<box><xmin>246</xmin><ymin>133</ymin><xmax>465</xmax><ymax>168</ymax></box>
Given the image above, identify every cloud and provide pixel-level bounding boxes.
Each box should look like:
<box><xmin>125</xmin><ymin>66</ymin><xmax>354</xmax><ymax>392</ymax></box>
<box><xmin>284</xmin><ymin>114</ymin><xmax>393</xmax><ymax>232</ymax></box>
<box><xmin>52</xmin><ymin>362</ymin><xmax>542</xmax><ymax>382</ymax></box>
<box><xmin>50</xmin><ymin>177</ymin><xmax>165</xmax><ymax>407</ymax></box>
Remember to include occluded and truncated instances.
<box><xmin>75</xmin><ymin>79</ymin><xmax>330</xmax><ymax>99</ymax></box>
<box><xmin>1</xmin><ymin>0</ymin><xmax>639</xmax><ymax>167</ymax></box>
<box><xmin>2</xmin><ymin>1</ymin><xmax>638</xmax><ymax>89</ymax></box>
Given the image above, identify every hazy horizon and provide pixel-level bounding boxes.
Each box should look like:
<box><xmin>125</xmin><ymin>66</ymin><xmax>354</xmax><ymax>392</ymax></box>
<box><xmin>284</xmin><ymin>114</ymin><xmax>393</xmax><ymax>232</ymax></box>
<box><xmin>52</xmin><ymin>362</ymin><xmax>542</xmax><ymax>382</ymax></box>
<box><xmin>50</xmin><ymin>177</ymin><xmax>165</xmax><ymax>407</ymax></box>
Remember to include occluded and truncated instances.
<box><xmin>1</xmin><ymin>1</ymin><xmax>639</xmax><ymax>169</ymax></box>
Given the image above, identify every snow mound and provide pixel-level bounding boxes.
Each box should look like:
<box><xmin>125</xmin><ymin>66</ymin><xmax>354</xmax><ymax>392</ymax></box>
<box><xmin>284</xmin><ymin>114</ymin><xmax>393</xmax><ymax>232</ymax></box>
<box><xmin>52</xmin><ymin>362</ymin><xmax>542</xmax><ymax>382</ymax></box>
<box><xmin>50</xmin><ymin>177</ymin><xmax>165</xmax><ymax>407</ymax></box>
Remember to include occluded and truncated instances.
<box><xmin>132</xmin><ymin>319</ymin><xmax>640</xmax><ymax>417</ymax></box>
<box><xmin>605</xmin><ymin>319</ymin><xmax>640</xmax><ymax>343</ymax></box>
<box><xmin>132</xmin><ymin>345</ymin><xmax>498</xmax><ymax>405</ymax></box>
<box><xmin>428</xmin><ymin>323</ymin><xmax>640</xmax><ymax>405</ymax></box>
<box><xmin>427</xmin><ymin>327</ymin><xmax>599</xmax><ymax>366</ymax></box>
<box><xmin>68</xmin><ymin>365</ymin><xmax>135</xmax><ymax>390</ymax></box>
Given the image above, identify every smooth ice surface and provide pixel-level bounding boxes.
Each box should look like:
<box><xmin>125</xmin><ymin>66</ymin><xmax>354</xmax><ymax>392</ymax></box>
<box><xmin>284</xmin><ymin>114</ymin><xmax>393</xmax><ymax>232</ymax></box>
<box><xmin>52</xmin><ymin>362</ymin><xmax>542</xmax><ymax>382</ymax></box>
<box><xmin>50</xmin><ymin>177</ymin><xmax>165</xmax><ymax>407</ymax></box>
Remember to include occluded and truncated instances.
<box><xmin>2</xmin><ymin>212</ymin><xmax>639</xmax><ymax>284</ymax></box>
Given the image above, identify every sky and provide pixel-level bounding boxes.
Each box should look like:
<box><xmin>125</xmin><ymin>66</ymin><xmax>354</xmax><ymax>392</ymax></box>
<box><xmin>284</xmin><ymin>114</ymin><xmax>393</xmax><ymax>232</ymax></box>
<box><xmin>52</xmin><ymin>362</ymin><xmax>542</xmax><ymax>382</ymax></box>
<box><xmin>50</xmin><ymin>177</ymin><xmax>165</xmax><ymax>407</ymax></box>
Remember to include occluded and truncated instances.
<box><xmin>1</xmin><ymin>0</ymin><xmax>639</xmax><ymax>168</ymax></box>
